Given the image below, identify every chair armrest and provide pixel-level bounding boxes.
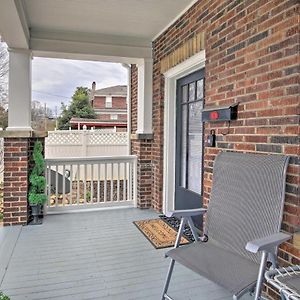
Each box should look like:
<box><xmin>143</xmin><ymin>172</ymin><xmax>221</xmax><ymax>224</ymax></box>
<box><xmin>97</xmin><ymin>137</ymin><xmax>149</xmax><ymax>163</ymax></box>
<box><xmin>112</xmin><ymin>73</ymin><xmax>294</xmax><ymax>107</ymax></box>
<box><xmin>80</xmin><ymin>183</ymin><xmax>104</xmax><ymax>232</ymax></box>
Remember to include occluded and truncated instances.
<box><xmin>246</xmin><ymin>232</ymin><xmax>291</xmax><ymax>254</ymax></box>
<box><xmin>165</xmin><ymin>208</ymin><xmax>207</xmax><ymax>218</ymax></box>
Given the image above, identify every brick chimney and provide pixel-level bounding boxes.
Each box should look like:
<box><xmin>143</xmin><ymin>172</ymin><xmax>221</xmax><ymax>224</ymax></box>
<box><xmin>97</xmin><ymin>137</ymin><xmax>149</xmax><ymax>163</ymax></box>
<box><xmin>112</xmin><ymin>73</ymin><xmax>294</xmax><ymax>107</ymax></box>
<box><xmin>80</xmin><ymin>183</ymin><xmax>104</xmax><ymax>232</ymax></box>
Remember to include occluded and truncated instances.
<box><xmin>90</xmin><ymin>81</ymin><xmax>96</xmax><ymax>101</ymax></box>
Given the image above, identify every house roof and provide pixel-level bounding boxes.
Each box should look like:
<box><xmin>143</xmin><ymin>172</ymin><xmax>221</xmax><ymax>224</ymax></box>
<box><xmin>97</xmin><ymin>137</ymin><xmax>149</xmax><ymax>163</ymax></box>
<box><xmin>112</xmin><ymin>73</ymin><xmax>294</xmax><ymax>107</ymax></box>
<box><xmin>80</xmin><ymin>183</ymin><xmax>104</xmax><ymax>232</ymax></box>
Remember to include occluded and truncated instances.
<box><xmin>94</xmin><ymin>85</ymin><xmax>127</xmax><ymax>97</ymax></box>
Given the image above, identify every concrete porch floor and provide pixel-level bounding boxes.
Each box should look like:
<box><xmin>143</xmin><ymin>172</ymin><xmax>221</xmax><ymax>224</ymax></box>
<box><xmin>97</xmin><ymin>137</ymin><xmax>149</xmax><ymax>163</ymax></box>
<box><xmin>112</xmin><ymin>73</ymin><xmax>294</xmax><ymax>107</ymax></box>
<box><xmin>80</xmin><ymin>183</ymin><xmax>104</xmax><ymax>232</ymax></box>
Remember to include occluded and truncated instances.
<box><xmin>0</xmin><ymin>208</ymin><xmax>254</xmax><ymax>300</ymax></box>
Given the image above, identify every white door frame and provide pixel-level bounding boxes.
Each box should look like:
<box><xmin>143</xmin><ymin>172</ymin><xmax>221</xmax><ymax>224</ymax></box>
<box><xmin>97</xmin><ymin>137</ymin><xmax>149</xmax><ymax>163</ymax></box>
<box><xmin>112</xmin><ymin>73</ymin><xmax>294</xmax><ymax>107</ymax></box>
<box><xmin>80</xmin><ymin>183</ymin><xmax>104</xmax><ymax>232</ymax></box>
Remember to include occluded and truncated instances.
<box><xmin>162</xmin><ymin>50</ymin><xmax>206</xmax><ymax>215</ymax></box>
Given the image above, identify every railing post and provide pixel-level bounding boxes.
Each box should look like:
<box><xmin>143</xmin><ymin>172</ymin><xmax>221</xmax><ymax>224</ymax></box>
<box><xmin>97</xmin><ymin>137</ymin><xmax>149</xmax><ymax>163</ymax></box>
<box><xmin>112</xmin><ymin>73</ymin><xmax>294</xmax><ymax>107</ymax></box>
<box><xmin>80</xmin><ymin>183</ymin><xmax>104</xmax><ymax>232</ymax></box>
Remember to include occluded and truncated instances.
<box><xmin>82</xmin><ymin>128</ymin><xmax>88</xmax><ymax>157</ymax></box>
<box><xmin>133</xmin><ymin>156</ymin><xmax>138</xmax><ymax>208</ymax></box>
<box><xmin>44</xmin><ymin>161</ymin><xmax>48</xmax><ymax>216</ymax></box>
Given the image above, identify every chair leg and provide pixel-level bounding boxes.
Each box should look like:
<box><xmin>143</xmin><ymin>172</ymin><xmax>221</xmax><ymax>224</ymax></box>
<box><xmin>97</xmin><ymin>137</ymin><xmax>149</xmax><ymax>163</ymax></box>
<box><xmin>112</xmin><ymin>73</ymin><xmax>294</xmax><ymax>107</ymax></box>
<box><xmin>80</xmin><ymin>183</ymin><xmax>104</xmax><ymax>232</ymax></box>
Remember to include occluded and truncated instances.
<box><xmin>268</xmin><ymin>252</ymin><xmax>277</xmax><ymax>269</ymax></box>
<box><xmin>254</xmin><ymin>250</ymin><xmax>268</xmax><ymax>300</ymax></box>
<box><xmin>233</xmin><ymin>282</ymin><xmax>256</xmax><ymax>300</ymax></box>
<box><xmin>161</xmin><ymin>259</ymin><xmax>176</xmax><ymax>300</ymax></box>
<box><xmin>187</xmin><ymin>216</ymin><xmax>199</xmax><ymax>241</ymax></box>
<box><xmin>161</xmin><ymin>218</ymin><xmax>187</xmax><ymax>299</ymax></box>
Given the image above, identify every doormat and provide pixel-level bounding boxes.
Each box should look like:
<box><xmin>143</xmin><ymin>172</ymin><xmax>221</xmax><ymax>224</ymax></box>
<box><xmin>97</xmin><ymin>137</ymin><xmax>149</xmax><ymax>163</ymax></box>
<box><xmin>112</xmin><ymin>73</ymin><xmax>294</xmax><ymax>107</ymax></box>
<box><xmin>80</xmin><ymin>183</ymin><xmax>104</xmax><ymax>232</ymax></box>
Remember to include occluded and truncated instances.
<box><xmin>133</xmin><ymin>218</ymin><xmax>191</xmax><ymax>249</ymax></box>
<box><xmin>159</xmin><ymin>215</ymin><xmax>196</xmax><ymax>242</ymax></box>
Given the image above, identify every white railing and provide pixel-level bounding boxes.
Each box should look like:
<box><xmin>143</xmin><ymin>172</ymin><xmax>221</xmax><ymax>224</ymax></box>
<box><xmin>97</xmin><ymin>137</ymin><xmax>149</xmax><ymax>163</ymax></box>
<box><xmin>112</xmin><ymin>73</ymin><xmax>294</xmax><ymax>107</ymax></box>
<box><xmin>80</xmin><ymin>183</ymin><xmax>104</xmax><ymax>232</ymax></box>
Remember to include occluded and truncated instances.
<box><xmin>45</xmin><ymin>155</ymin><xmax>137</xmax><ymax>213</ymax></box>
<box><xmin>45</xmin><ymin>130</ymin><xmax>128</xmax><ymax>158</ymax></box>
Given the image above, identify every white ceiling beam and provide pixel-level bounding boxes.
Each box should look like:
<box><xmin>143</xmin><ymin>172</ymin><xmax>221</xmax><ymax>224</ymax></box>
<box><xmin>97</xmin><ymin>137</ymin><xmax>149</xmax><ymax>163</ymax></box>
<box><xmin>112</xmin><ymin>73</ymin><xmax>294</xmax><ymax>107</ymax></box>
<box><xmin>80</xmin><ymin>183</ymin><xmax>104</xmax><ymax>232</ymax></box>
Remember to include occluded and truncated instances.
<box><xmin>30</xmin><ymin>30</ymin><xmax>151</xmax><ymax>48</ymax></box>
<box><xmin>30</xmin><ymin>30</ymin><xmax>152</xmax><ymax>63</ymax></box>
<box><xmin>31</xmin><ymin>38</ymin><xmax>149</xmax><ymax>64</ymax></box>
<box><xmin>32</xmin><ymin>49</ymin><xmax>144</xmax><ymax>65</ymax></box>
<box><xmin>0</xmin><ymin>0</ymin><xmax>29</xmax><ymax>48</ymax></box>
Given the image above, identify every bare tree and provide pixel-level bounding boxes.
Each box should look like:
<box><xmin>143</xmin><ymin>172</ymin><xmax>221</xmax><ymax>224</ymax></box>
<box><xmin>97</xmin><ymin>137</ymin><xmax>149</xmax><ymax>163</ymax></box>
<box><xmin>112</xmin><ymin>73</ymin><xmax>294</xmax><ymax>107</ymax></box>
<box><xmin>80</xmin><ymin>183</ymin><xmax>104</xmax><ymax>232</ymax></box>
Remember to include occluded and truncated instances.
<box><xmin>31</xmin><ymin>100</ymin><xmax>54</xmax><ymax>131</ymax></box>
<box><xmin>0</xmin><ymin>40</ymin><xmax>8</xmax><ymax>107</ymax></box>
<box><xmin>0</xmin><ymin>40</ymin><xmax>8</xmax><ymax>182</ymax></box>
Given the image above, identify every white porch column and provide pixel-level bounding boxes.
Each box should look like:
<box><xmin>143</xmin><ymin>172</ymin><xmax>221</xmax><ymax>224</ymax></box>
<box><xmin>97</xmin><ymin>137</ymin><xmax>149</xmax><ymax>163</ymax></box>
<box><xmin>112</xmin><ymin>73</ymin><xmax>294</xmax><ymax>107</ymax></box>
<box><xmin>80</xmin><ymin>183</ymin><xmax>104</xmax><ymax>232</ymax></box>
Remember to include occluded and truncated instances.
<box><xmin>137</xmin><ymin>58</ymin><xmax>153</xmax><ymax>136</ymax></box>
<box><xmin>7</xmin><ymin>49</ymin><xmax>32</xmax><ymax>131</ymax></box>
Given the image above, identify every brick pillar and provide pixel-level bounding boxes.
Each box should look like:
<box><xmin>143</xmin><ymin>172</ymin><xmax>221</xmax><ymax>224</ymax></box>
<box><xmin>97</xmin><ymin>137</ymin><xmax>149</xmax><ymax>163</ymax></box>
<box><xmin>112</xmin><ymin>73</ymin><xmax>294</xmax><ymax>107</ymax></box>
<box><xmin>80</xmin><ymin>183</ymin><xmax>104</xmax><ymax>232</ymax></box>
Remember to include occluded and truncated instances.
<box><xmin>131</xmin><ymin>139</ymin><xmax>152</xmax><ymax>208</ymax></box>
<box><xmin>3</xmin><ymin>134</ymin><xmax>46</xmax><ymax>226</ymax></box>
<box><xmin>130</xmin><ymin>65</ymin><xmax>154</xmax><ymax>209</ymax></box>
<box><xmin>3</xmin><ymin>138</ymin><xmax>30</xmax><ymax>226</ymax></box>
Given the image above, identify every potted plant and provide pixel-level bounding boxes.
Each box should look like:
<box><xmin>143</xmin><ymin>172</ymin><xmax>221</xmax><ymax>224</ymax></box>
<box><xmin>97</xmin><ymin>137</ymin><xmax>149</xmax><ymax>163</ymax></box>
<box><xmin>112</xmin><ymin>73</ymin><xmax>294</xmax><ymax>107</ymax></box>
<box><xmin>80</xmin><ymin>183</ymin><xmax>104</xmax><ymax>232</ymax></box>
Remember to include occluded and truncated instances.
<box><xmin>28</xmin><ymin>141</ymin><xmax>47</xmax><ymax>225</ymax></box>
<box><xmin>0</xmin><ymin>291</ymin><xmax>10</xmax><ymax>300</ymax></box>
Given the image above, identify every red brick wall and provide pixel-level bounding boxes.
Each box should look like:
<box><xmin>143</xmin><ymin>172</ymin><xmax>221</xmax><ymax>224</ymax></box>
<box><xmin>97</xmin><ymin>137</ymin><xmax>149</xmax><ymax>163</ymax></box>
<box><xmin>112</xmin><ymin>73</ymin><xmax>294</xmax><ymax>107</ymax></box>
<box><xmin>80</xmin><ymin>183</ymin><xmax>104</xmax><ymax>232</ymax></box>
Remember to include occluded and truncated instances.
<box><xmin>3</xmin><ymin>138</ymin><xmax>29</xmax><ymax>225</ymax></box>
<box><xmin>93</xmin><ymin>96</ymin><xmax>126</xmax><ymax>109</ymax></box>
<box><xmin>131</xmin><ymin>65</ymin><xmax>138</xmax><ymax>133</ymax></box>
<box><xmin>92</xmin><ymin>96</ymin><xmax>105</xmax><ymax>109</ymax></box>
<box><xmin>95</xmin><ymin>114</ymin><xmax>127</xmax><ymax>121</ymax></box>
<box><xmin>118</xmin><ymin>114</ymin><xmax>127</xmax><ymax>121</ymax></box>
<box><xmin>112</xmin><ymin>97</ymin><xmax>127</xmax><ymax>109</ymax></box>
<box><xmin>147</xmin><ymin>0</ymin><xmax>299</xmax><ymax>297</ymax></box>
<box><xmin>3</xmin><ymin>137</ymin><xmax>45</xmax><ymax>226</ymax></box>
<box><xmin>92</xmin><ymin>95</ymin><xmax>127</xmax><ymax>130</ymax></box>
<box><xmin>131</xmin><ymin>139</ymin><xmax>153</xmax><ymax>208</ymax></box>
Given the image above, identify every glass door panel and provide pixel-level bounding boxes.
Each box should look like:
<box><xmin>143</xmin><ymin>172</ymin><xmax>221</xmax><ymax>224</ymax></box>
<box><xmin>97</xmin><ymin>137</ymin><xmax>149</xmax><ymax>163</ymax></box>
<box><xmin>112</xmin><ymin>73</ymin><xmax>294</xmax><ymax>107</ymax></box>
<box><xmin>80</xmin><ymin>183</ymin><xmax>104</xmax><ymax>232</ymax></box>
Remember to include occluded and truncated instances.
<box><xmin>175</xmin><ymin>68</ymin><xmax>205</xmax><ymax>216</ymax></box>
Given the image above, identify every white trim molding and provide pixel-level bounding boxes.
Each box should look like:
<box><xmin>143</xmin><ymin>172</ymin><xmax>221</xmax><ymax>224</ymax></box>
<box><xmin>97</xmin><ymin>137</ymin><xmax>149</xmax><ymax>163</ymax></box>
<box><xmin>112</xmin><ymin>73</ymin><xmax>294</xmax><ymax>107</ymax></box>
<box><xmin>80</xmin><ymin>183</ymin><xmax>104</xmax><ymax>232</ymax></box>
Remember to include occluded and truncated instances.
<box><xmin>163</xmin><ymin>50</ymin><xmax>206</xmax><ymax>214</ymax></box>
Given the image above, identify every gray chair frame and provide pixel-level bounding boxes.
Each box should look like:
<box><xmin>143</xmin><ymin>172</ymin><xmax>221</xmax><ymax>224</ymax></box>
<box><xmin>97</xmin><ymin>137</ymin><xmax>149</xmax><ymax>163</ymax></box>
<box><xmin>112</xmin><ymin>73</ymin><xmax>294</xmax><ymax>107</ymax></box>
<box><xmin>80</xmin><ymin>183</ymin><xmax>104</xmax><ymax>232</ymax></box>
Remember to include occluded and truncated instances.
<box><xmin>265</xmin><ymin>265</ymin><xmax>300</xmax><ymax>300</ymax></box>
<box><xmin>161</xmin><ymin>152</ymin><xmax>291</xmax><ymax>300</ymax></box>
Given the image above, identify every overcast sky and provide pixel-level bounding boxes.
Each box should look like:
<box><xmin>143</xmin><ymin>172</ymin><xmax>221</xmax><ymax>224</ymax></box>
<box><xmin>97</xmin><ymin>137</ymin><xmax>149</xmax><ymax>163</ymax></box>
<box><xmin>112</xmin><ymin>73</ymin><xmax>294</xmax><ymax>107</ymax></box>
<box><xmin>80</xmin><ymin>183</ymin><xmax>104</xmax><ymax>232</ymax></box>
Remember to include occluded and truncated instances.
<box><xmin>32</xmin><ymin>57</ymin><xmax>127</xmax><ymax>114</ymax></box>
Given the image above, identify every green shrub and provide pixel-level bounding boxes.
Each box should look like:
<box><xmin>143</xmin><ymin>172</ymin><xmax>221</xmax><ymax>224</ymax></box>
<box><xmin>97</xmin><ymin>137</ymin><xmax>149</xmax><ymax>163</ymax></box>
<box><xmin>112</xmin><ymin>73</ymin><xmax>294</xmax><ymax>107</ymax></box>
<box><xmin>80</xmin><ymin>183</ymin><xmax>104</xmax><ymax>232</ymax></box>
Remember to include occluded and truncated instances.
<box><xmin>86</xmin><ymin>191</ymin><xmax>91</xmax><ymax>201</ymax></box>
<box><xmin>29</xmin><ymin>141</ymin><xmax>47</xmax><ymax>205</ymax></box>
<box><xmin>0</xmin><ymin>291</ymin><xmax>10</xmax><ymax>300</ymax></box>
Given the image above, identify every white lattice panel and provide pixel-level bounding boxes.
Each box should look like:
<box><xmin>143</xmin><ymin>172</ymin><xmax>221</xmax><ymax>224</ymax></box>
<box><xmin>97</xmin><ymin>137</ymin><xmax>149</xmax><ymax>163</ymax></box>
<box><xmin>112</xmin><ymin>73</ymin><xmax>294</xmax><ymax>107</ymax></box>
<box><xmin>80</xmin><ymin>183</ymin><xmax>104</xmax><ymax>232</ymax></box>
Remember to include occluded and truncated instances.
<box><xmin>88</xmin><ymin>132</ymin><xmax>128</xmax><ymax>145</ymax></box>
<box><xmin>46</xmin><ymin>132</ymin><xmax>81</xmax><ymax>145</ymax></box>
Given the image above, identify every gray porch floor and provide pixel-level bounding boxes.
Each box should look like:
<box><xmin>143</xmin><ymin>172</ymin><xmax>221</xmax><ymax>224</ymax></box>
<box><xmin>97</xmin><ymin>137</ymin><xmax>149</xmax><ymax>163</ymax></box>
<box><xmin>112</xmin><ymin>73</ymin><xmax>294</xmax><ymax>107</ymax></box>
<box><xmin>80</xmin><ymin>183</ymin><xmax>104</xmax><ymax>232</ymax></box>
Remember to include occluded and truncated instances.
<box><xmin>0</xmin><ymin>208</ymin><xmax>254</xmax><ymax>300</ymax></box>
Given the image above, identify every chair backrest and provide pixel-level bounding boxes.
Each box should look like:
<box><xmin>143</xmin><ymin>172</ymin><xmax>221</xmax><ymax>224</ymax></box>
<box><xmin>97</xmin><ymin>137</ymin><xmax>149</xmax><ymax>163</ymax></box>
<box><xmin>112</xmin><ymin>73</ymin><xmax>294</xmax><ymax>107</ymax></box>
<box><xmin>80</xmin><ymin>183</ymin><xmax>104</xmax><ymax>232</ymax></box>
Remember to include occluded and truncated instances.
<box><xmin>205</xmin><ymin>152</ymin><xmax>289</xmax><ymax>264</ymax></box>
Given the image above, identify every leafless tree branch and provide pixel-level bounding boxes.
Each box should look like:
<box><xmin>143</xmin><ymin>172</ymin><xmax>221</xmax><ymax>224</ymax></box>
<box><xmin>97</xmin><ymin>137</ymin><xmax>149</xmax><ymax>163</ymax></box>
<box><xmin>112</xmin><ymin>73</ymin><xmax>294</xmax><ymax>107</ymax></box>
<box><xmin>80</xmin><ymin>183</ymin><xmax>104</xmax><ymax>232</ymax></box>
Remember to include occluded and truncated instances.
<box><xmin>0</xmin><ymin>41</ymin><xmax>9</xmax><ymax>105</ymax></box>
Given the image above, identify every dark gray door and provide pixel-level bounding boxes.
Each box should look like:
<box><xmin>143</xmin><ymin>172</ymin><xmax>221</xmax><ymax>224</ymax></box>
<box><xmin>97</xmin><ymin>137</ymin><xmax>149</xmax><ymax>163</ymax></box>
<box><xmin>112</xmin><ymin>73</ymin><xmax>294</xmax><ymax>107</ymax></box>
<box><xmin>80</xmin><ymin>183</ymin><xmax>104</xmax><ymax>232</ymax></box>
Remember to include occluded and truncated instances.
<box><xmin>175</xmin><ymin>69</ymin><xmax>204</xmax><ymax>216</ymax></box>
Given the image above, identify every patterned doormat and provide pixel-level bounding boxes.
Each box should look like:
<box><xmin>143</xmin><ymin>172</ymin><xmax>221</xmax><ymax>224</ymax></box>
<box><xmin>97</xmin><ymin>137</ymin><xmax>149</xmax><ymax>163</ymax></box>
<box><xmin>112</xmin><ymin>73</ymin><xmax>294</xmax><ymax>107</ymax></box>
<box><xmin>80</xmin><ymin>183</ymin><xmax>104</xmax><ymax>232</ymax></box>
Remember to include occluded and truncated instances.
<box><xmin>159</xmin><ymin>215</ymin><xmax>196</xmax><ymax>242</ymax></box>
<box><xmin>133</xmin><ymin>218</ymin><xmax>191</xmax><ymax>249</ymax></box>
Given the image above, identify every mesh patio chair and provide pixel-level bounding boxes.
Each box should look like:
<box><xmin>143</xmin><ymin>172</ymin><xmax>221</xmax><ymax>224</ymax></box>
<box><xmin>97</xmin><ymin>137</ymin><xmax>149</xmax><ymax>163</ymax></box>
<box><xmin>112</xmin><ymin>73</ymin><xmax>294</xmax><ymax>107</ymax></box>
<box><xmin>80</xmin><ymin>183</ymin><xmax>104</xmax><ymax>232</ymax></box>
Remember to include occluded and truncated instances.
<box><xmin>265</xmin><ymin>265</ymin><xmax>300</xmax><ymax>300</ymax></box>
<box><xmin>162</xmin><ymin>152</ymin><xmax>291</xmax><ymax>300</ymax></box>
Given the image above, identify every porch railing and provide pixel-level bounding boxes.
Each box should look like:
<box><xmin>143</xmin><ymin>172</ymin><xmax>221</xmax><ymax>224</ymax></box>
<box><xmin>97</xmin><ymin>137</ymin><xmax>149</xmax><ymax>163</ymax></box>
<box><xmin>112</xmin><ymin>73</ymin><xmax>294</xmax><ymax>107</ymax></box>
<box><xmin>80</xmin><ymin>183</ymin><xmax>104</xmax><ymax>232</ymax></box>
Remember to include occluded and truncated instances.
<box><xmin>44</xmin><ymin>155</ymin><xmax>137</xmax><ymax>213</ymax></box>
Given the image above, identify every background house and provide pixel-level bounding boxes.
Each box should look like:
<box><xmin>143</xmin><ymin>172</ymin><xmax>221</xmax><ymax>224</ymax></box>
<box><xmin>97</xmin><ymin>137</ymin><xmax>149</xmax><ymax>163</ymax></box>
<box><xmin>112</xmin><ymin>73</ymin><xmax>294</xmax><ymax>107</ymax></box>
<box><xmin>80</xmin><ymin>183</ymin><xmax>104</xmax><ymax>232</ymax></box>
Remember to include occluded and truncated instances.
<box><xmin>70</xmin><ymin>83</ymin><xmax>127</xmax><ymax>131</ymax></box>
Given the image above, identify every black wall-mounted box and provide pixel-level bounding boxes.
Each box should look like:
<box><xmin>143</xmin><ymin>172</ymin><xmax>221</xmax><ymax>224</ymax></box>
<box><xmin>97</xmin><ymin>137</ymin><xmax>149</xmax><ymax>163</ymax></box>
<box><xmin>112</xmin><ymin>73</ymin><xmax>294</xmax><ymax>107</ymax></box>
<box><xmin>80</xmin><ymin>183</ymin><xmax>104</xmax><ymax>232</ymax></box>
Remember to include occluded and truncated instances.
<box><xmin>202</xmin><ymin>103</ymin><xmax>238</xmax><ymax>122</ymax></box>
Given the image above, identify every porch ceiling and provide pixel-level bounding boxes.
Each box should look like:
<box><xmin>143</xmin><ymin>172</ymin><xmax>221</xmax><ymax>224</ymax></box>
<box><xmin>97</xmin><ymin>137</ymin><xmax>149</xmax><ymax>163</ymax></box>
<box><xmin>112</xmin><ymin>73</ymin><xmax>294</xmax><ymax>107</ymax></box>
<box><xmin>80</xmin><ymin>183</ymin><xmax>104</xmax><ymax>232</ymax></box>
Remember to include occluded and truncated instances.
<box><xmin>25</xmin><ymin>0</ymin><xmax>193</xmax><ymax>41</ymax></box>
<box><xmin>0</xmin><ymin>0</ymin><xmax>196</xmax><ymax>61</ymax></box>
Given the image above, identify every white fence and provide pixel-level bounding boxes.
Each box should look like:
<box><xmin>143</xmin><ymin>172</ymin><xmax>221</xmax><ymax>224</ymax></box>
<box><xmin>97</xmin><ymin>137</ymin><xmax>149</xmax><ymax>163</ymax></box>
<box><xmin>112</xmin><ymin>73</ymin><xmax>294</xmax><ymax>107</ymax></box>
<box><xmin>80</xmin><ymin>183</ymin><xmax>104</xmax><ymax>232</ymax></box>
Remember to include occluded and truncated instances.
<box><xmin>45</xmin><ymin>130</ymin><xmax>128</xmax><ymax>158</ymax></box>
<box><xmin>45</xmin><ymin>155</ymin><xmax>137</xmax><ymax>213</ymax></box>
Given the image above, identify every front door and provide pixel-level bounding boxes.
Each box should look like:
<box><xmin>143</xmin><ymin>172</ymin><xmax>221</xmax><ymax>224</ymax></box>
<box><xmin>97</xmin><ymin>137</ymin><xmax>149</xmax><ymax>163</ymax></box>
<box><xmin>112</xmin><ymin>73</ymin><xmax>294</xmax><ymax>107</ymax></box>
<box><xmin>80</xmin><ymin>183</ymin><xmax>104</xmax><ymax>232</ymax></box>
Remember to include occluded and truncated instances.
<box><xmin>175</xmin><ymin>69</ymin><xmax>205</xmax><ymax>218</ymax></box>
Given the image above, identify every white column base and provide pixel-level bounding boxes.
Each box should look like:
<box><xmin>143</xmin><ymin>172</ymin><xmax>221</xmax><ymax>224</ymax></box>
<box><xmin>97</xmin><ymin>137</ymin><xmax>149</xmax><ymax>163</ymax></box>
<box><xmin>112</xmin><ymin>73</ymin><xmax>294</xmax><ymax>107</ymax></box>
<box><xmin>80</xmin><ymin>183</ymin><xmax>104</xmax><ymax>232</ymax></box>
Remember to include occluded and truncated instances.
<box><xmin>6</xmin><ymin>126</ymin><xmax>33</xmax><ymax>131</ymax></box>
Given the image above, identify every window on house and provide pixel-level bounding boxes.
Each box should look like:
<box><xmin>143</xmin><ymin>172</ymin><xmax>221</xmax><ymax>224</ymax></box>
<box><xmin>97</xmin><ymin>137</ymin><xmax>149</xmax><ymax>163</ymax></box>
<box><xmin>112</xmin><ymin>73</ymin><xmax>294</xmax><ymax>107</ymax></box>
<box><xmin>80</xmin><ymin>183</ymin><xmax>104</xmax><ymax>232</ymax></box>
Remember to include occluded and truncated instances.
<box><xmin>105</xmin><ymin>96</ymin><xmax>112</xmax><ymax>108</ymax></box>
<box><xmin>111</xmin><ymin>114</ymin><xmax>118</xmax><ymax>120</ymax></box>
